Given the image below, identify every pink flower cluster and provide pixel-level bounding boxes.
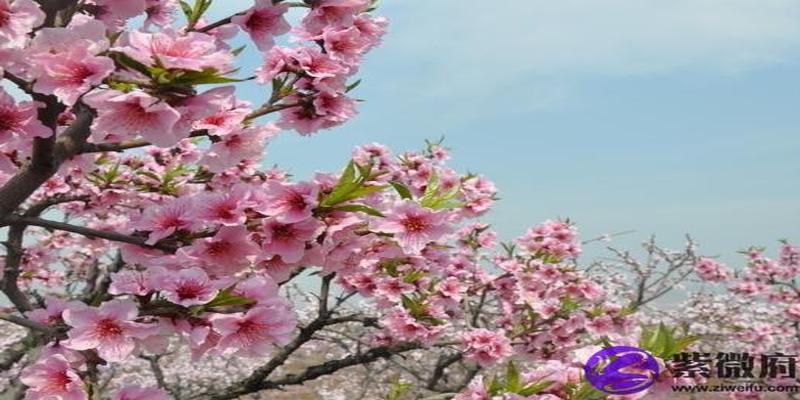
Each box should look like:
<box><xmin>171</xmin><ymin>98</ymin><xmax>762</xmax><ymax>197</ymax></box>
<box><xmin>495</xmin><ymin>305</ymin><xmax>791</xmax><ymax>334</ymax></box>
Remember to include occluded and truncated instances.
<box><xmin>516</xmin><ymin>220</ymin><xmax>582</xmax><ymax>260</ymax></box>
<box><xmin>254</xmin><ymin>0</ymin><xmax>387</xmax><ymax>134</ymax></box>
<box><xmin>694</xmin><ymin>257</ymin><xmax>731</xmax><ymax>282</ymax></box>
<box><xmin>461</xmin><ymin>329</ymin><xmax>513</xmax><ymax>367</ymax></box>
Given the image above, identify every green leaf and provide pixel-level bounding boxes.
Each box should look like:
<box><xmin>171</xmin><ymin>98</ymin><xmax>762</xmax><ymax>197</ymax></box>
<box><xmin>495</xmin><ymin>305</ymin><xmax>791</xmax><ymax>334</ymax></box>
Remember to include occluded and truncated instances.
<box><xmin>111</xmin><ymin>52</ymin><xmax>153</xmax><ymax>78</ymax></box>
<box><xmin>232</xmin><ymin>45</ymin><xmax>247</xmax><ymax>56</ymax></box>
<box><xmin>389</xmin><ymin>181</ymin><xmax>413</xmax><ymax>200</ymax></box>
<box><xmin>333</xmin><ymin>204</ymin><xmax>385</xmax><ymax>217</ymax></box>
<box><xmin>402</xmin><ymin>270</ymin><xmax>427</xmax><ymax>284</ymax></box>
<box><xmin>204</xmin><ymin>289</ymin><xmax>255</xmax><ymax>308</ymax></box>
<box><xmin>506</xmin><ymin>361</ymin><xmax>522</xmax><ymax>393</ymax></box>
<box><xmin>179</xmin><ymin>0</ymin><xmax>193</xmax><ymax>20</ymax></box>
<box><xmin>674</xmin><ymin>334</ymin><xmax>702</xmax><ymax>354</ymax></box>
<box><xmin>346</xmin><ymin>79</ymin><xmax>362</xmax><ymax>93</ymax></box>
<box><xmin>421</xmin><ymin>171</ymin><xmax>440</xmax><ymax>203</ymax></box>
<box><xmin>569</xmin><ymin>381</ymin><xmax>607</xmax><ymax>400</ymax></box>
<box><xmin>518</xmin><ymin>380</ymin><xmax>553</xmax><ymax>396</ymax></box>
<box><xmin>320</xmin><ymin>161</ymin><xmax>387</xmax><ymax>206</ymax></box>
<box><xmin>386</xmin><ymin>381</ymin><xmax>412</xmax><ymax>400</ymax></box>
<box><xmin>171</xmin><ymin>69</ymin><xmax>246</xmax><ymax>85</ymax></box>
<box><xmin>338</xmin><ymin>185</ymin><xmax>387</xmax><ymax>203</ymax></box>
<box><xmin>640</xmin><ymin>322</ymin><xmax>678</xmax><ymax>358</ymax></box>
<box><xmin>487</xmin><ymin>375</ymin><xmax>505</xmax><ymax>396</ymax></box>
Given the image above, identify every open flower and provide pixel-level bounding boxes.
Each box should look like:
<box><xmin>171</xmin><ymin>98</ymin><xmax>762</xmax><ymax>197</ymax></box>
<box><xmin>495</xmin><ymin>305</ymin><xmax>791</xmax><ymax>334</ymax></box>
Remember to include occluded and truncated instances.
<box><xmin>232</xmin><ymin>0</ymin><xmax>290</xmax><ymax>51</ymax></box>
<box><xmin>183</xmin><ymin>226</ymin><xmax>259</xmax><ymax>276</ymax></box>
<box><xmin>0</xmin><ymin>87</ymin><xmax>50</xmax><ymax>142</ymax></box>
<box><xmin>62</xmin><ymin>300</ymin><xmax>154</xmax><ymax>362</ymax></box>
<box><xmin>0</xmin><ymin>0</ymin><xmax>45</xmax><ymax>48</ymax></box>
<box><xmin>149</xmin><ymin>266</ymin><xmax>222</xmax><ymax>307</ymax></box>
<box><xmin>372</xmin><ymin>200</ymin><xmax>452</xmax><ymax>255</ymax></box>
<box><xmin>212</xmin><ymin>304</ymin><xmax>296</xmax><ymax>357</ymax></box>
<box><xmin>461</xmin><ymin>329</ymin><xmax>513</xmax><ymax>367</ymax></box>
<box><xmin>257</xmin><ymin>181</ymin><xmax>319</xmax><ymax>223</ymax></box>
<box><xmin>84</xmin><ymin>90</ymin><xmax>183</xmax><ymax>147</ymax></box>
<box><xmin>116</xmin><ymin>28</ymin><xmax>233</xmax><ymax>71</ymax></box>
<box><xmin>131</xmin><ymin>197</ymin><xmax>198</xmax><ymax>245</ymax></box>
<box><xmin>200</xmin><ymin>124</ymin><xmax>279</xmax><ymax>172</ymax></box>
<box><xmin>260</xmin><ymin>217</ymin><xmax>323</xmax><ymax>263</ymax></box>
<box><xmin>20</xmin><ymin>355</ymin><xmax>87</xmax><ymax>400</ymax></box>
<box><xmin>31</xmin><ymin>46</ymin><xmax>114</xmax><ymax>106</ymax></box>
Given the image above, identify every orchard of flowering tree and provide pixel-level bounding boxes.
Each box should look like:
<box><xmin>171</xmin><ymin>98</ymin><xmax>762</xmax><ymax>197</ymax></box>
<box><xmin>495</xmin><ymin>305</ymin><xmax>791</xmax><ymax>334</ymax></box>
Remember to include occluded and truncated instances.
<box><xmin>0</xmin><ymin>1</ymin><xmax>797</xmax><ymax>399</ymax></box>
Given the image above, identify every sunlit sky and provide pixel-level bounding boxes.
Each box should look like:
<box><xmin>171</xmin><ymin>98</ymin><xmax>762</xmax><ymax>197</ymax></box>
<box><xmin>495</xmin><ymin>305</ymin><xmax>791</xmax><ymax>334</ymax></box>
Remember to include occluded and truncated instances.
<box><xmin>248</xmin><ymin>0</ymin><xmax>800</xmax><ymax>265</ymax></box>
<box><xmin>4</xmin><ymin>0</ymin><xmax>799</xmax><ymax>267</ymax></box>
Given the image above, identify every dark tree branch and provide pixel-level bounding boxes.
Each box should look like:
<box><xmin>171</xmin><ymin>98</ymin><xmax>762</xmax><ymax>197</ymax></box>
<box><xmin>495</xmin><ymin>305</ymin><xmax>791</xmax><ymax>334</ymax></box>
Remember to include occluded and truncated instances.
<box><xmin>0</xmin><ymin>314</ymin><xmax>57</xmax><ymax>336</ymax></box>
<box><xmin>206</xmin><ymin>342</ymin><xmax>420</xmax><ymax>400</ymax></box>
<box><xmin>0</xmin><ymin>215</ymin><xmax>174</xmax><ymax>252</ymax></box>
<box><xmin>426</xmin><ymin>353</ymin><xmax>463</xmax><ymax>391</ymax></box>
<box><xmin>0</xmin><ymin>107</ymin><xmax>93</xmax><ymax>216</ymax></box>
<box><xmin>1</xmin><ymin>224</ymin><xmax>34</xmax><ymax>312</ymax></box>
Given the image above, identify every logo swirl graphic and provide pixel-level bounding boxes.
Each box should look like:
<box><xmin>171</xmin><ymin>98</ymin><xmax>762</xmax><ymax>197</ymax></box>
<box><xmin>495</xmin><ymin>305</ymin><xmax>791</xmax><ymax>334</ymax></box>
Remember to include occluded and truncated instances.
<box><xmin>584</xmin><ymin>346</ymin><xmax>660</xmax><ymax>395</ymax></box>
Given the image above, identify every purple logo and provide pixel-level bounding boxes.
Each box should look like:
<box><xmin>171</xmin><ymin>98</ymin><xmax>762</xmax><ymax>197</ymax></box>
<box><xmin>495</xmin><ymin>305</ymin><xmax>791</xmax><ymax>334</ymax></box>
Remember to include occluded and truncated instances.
<box><xmin>584</xmin><ymin>346</ymin><xmax>660</xmax><ymax>395</ymax></box>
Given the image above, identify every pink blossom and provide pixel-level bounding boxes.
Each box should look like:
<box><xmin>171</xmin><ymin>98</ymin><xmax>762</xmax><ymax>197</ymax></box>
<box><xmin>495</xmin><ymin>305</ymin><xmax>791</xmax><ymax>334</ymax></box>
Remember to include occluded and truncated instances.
<box><xmin>260</xmin><ymin>217</ymin><xmax>323</xmax><ymax>263</ymax></box>
<box><xmin>372</xmin><ymin>200</ymin><xmax>452</xmax><ymax>255</ymax></box>
<box><xmin>149</xmin><ymin>266</ymin><xmax>221</xmax><ymax>306</ymax></box>
<box><xmin>233</xmin><ymin>274</ymin><xmax>282</xmax><ymax>305</ymax></box>
<box><xmin>183</xmin><ymin>226</ymin><xmax>259</xmax><ymax>276</ymax></box>
<box><xmin>312</xmin><ymin>90</ymin><xmax>357</xmax><ymax>121</ymax></box>
<box><xmin>517</xmin><ymin>220</ymin><xmax>581</xmax><ymax>260</ymax></box>
<box><xmin>194</xmin><ymin>187</ymin><xmax>250</xmax><ymax>226</ymax></box>
<box><xmin>84</xmin><ymin>90</ymin><xmax>183</xmax><ymax>148</ymax></box>
<box><xmin>112</xmin><ymin>386</ymin><xmax>169</xmax><ymax>400</ymax></box>
<box><xmin>132</xmin><ymin>197</ymin><xmax>198</xmax><ymax>244</ymax></box>
<box><xmin>277</xmin><ymin>93</ymin><xmax>357</xmax><ymax>135</ymax></box>
<box><xmin>302</xmin><ymin>0</ymin><xmax>369</xmax><ymax>34</ymax></box>
<box><xmin>453</xmin><ymin>376</ymin><xmax>489</xmax><ymax>400</ymax></box>
<box><xmin>354</xmin><ymin>14</ymin><xmax>388</xmax><ymax>49</ymax></box>
<box><xmin>62</xmin><ymin>299</ymin><xmax>154</xmax><ymax>362</ymax></box>
<box><xmin>586</xmin><ymin>315</ymin><xmax>615</xmax><ymax>335</ymax></box>
<box><xmin>0</xmin><ymin>0</ymin><xmax>45</xmax><ymax>48</ymax></box>
<box><xmin>257</xmin><ymin>181</ymin><xmax>319</xmax><ymax>223</ymax></box>
<box><xmin>322</xmin><ymin>26</ymin><xmax>369</xmax><ymax>65</ymax></box>
<box><xmin>461</xmin><ymin>328</ymin><xmax>513</xmax><ymax>367</ymax></box>
<box><xmin>94</xmin><ymin>0</ymin><xmax>146</xmax><ymax>19</ymax></box>
<box><xmin>380</xmin><ymin>308</ymin><xmax>444</xmax><ymax>343</ymax></box>
<box><xmin>144</xmin><ymin>0</ymin><xmax>178</xmax><ymax>28</ymax></box>
<box><xmin>256</xmin><ymin>46</ymin><xmax>347</xmax><ymax>85</ymax></box>
<box><xmin>109</xmin><ymin>270</ymin><xmax>150</xmax><ymax>296</ymax></box>
<box><xmin>32</xmin><ymin>46</ymin><xmax>115</xmax><ymax>106</ymax></box>
<box><xmin>116</xmin><ymin>29</ymin><xmax>233</xmax><ymax>71</ymax></box>
<box><xmin>200</xmin><ymin>124</ymin><xmax>279</xmax><ymax>172</ymax></box>
<box><xmin>0</xmin><ymin>87</ymin><xmax>50</xmax><ymax>142</ymax></box>
<box><xmin>786</xmin><ymin>304</ymin><xmax>800</xmax><ymax>321</ymax></box>
<box><xmin>695</xmin><ymin>257</ymin><xmax>731</xmax><ymax>282</ymax></box>
<box><xmin>212</xmin><ymin>305</ymin><xmax>296</xmax><ymax>357</ymax></box>
<box><xmin>193</xmin><ymin>105</ymin><xmax>251</xmax><ymax>136</ymax></box>
<box><xmin>26</xmin><ymin>296</ymin><xmax>80</xmax><ymax>325</ymax></box>
<box><xmin>27</xmin><ymin>14</ymin><xmax>108</xmax><ymax>59</ymax></box>
<box><xmin>20</xmin><ymin>355</ymin><xmax>86</xmax><ymax>400</ymax></box>
<box><xmin>231</xmin><ymin>0</ymin><xmax>290</xmax><ymax>52</ymax></box>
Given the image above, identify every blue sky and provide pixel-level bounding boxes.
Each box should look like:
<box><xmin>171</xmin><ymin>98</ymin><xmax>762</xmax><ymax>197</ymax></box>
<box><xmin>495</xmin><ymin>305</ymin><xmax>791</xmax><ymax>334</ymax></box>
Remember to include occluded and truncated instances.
<box><xmin>4</xmin><ymin>1</ymin><xmax>799</xmax><ymax>266</ymax></box>
<box><xmin>241</xmin><ymin>0</ymin><xmax>800</xmax><ymax>264</ymax></box>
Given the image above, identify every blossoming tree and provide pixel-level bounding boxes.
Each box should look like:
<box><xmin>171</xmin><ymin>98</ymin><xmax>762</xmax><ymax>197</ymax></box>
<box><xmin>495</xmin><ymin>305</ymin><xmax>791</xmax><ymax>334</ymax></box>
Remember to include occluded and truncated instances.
<box><xmin>0</xmin><ymin>1</ymin><xmax>794</xmax><ymax>400</ymax></box>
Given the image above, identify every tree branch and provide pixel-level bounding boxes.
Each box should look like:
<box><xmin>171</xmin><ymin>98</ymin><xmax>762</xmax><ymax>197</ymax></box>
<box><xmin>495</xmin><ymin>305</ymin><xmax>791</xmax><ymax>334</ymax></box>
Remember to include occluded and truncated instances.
<box><xmin>206</xmin><ymin>342</ymin><xmax>420</xmax><ymax>399</ymax></box>
<box><xmin>0</xmin><ymin>107</ymin><xmax>93</xmax><ymax>216</ymax></box>
<box><xmin>0</xmin><ymin>215</ymin><xmax>174</xmax><ymax>252</ymax></box>
<box><xmin>0</xmin><ymin>314</ymin><xmax>58</xmax><ymax>336</ymax></box>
